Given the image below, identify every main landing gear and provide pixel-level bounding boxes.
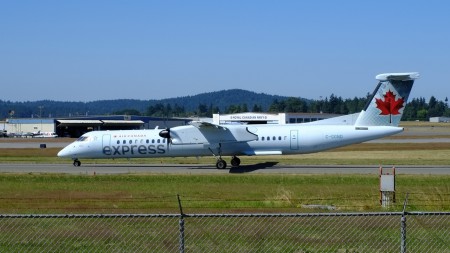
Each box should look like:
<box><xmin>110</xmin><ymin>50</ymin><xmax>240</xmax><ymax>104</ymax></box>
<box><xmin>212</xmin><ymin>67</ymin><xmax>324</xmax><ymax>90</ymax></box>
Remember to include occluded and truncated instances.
<box><xmin>209</xmin><ymin>144</ymin><xmax>241</xmax><ymax>169</ymax></box>
<box><xmin>73</xmin><ymin>159</ymin><xmax>81</xmax><ymax>167</ymax></box>
<box><xmin>215</xmin><ymin>156</ymin><xmax>241</xmax><ymax>169</ymax></box>
<box><xmin>231</xmin><ymin>156</ymin><xmax>241</xmax><ymax>167</ymax></box>
<box><xmin>216</xmin><ymin>159</ymin><xmax>227</xmax><ymax>170</ymax></box>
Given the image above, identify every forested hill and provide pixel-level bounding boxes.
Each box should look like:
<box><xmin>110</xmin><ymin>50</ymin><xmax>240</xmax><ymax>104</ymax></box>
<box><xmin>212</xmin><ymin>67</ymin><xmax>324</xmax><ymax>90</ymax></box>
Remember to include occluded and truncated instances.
<box><xmin>154</xmin><ymin>89</ymin><xmax>288</xmax><ymax>112</ymax></box>
<box><xmin>1</xmin><ymin>89</ymin><xmax>447</xmax><ymax>121</ymax></box>
<box><xmin>0</xmin><ymin>89</ymin><xmax>291</xmax><ymax>118</ymax></box>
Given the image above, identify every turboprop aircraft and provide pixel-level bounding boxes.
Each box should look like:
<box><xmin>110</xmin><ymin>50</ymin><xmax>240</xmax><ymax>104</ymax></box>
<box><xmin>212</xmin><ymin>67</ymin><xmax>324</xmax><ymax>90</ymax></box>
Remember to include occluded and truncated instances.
<box><xmin>58</xmin><ymin>72</ymin><xmax>419</xmax><ymax>169</ymax></box>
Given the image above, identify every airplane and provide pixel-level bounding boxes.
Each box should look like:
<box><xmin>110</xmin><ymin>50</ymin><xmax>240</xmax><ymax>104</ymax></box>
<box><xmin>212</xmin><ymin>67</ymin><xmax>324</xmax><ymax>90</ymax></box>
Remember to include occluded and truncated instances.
<box><xmin>58</xmin><ymin>72</ymin><xmax>419</xmax><ymax>169</ymax></box>
<box><xmin>33</xmin><ymin>131</ymin><xmax>58</xmax><ymax>138</ymax></box>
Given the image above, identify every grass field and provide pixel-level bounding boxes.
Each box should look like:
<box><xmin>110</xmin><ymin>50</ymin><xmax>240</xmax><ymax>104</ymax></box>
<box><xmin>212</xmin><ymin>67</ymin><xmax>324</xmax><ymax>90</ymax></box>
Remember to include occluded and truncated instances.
<box><xmin>0</xmin><ymin>123</ymin><xmax>449</xmax><ymax>252</ymax></box>
<box><xmin>0</xmin><ymin>123</ymin><xmax>450</xmax><ymax>252</ymax></box>
<box><xmin>0</xmin><ymin>173</ymin><xmax>448</xmax><ymax>214</ymax></box>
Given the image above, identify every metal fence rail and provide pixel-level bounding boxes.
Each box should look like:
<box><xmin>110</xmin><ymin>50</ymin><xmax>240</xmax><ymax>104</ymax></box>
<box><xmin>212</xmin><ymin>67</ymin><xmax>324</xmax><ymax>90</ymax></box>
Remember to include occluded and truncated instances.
<box><xmin>0</xmin><ymin>212</ymin><xmax>449</xmax><ymax>252</ymax></box>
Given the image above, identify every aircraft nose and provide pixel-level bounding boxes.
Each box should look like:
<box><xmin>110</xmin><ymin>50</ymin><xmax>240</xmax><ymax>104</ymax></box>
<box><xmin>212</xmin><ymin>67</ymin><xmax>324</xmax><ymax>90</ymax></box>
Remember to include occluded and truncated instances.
<box><xmin>57</xmin><ymin>148</ymin><xmax>68</xmax><ymax>157</ymax></box>
<box><xmin>57</xmin><ymin>146</ymin><xmax>74</xmax><ymax>158</ymax></box>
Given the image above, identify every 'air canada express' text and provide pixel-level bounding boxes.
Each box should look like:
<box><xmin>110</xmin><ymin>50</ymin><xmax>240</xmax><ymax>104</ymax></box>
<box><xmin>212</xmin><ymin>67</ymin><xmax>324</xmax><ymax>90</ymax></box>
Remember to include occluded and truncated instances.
<box><xmin>103</xmin><ymin>144</ymin><xmax>166</xmax><ymax>156</ymax></box>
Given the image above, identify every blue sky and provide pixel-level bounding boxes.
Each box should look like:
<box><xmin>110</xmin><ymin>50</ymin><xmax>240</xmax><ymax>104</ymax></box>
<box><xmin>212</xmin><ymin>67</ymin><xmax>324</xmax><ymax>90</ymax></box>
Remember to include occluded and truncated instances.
<box><xmin>1</xmin><ymin>1</ymin><xmax>449</xmax><ymax>102</ymax></box>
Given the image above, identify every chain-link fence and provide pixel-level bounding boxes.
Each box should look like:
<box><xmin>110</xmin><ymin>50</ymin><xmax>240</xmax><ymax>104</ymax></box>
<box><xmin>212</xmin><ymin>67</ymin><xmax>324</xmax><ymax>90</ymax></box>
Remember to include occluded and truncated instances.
<box><xmin>0</xmin><ymin>212</ymin><xmax>449</xmax><ymax>252</ymax></box>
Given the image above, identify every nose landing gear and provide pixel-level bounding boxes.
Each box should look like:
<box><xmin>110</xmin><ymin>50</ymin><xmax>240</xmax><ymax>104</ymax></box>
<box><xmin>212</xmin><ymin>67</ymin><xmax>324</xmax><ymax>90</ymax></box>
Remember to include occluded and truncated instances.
<box><xmin>73</xmin><ymin>159</ymin><xmax>81</xmax><ymax>167</ymax></box>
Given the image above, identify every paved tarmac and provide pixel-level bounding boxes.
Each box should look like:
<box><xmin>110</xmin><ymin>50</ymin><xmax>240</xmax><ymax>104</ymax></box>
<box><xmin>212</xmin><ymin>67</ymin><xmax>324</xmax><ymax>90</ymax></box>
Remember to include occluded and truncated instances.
<box><xmin>0</xmin><ymin>142</ymin><xmax>70</xmax><ymax>148</ymax></box>
<box><xmin>1</xmin><ymin>133</ymin><xmax>449</xmax><ymax>175</ymax></box>
<box><xmin>0</xmin><ymin>163</ymin><xmax>449</xmax><ymax>175</ymax></box>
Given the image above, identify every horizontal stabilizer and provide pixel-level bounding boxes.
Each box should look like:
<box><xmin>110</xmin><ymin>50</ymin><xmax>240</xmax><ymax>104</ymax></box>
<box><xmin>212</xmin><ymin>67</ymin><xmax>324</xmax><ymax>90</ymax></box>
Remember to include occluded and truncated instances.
<box><xmin>375</xmin><ymin>72</ymin><xmax>419</xmax><ymax>81</ymax></box>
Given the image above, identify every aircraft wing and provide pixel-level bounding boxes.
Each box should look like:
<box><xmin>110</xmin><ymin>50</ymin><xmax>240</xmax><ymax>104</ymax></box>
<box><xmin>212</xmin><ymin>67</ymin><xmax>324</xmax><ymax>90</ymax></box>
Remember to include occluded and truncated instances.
<box><xmin>169</xmin><ymin>121</ymin><xmax>258</xmax><ymax>145</ymax></box>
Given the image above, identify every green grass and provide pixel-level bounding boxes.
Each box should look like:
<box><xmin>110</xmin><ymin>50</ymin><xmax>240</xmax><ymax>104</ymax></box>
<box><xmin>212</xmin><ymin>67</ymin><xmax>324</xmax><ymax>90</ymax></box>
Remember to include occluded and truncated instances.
<box><xmin>0</xmin><ymin>140</ymin><xmax>449</xmax><ymax>213</ymax></box>
<box><xmin>0</xmin><ymin>174</ymin><xmax>448</xmax><ymax>214</ymax></box>
<box><xmin>0</xmin><ymin>132</ymin><xmax>449</xmax><ymax>251</ymax></box>
<box><xmin>0</xmin><ymin>138</ymin><xmax>449</xmax><ymax>214</ymax></box>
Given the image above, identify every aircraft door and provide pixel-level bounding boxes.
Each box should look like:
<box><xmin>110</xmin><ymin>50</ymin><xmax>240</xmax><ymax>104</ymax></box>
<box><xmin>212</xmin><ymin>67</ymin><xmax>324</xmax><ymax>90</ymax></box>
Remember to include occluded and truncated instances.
<box><xmin>102</xmin><ymin>134</ymin><xmax>111</xmax><ymax>149</ymax></box>
<box><xmin>290</xmin><ymin>130</ymin><xmax>299</xmax><ymax>150</ymax></box>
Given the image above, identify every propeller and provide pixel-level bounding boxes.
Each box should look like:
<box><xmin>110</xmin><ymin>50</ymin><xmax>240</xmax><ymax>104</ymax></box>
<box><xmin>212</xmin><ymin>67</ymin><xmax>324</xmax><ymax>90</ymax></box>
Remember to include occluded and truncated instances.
<box><xmin>159</xmin><ymin>129</ymin><xmax>171</xmax><ymax>143</ymax></box>
<box><xmin>159</xmin><ymin>116</ymin><xmax>171</xmax><ymax>140</ymax></box>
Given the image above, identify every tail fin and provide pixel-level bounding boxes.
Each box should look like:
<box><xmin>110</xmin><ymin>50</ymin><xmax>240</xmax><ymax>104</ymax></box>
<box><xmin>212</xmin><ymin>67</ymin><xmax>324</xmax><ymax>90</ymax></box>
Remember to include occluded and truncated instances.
<box><xmin>355</xmin><ymin>72</ymin><xmax>419</xmax><ymax>127</ymax></box>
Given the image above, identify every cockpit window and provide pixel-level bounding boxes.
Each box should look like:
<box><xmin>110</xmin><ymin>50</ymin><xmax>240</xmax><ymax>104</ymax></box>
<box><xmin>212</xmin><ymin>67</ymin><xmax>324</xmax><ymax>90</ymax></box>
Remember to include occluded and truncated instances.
<box><xmin>76</xmin><ymin>136</ymin><xmax>92</xmax><ymax>142</ymax></box>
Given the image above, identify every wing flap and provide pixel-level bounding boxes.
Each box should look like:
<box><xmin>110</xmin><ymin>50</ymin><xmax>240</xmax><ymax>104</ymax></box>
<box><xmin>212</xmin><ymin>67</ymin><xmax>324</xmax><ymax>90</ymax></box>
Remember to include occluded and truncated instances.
<box><xmin>189</xmin><ymin>121</ymin><xmax>228</xmax><ymax>130</ymax></box>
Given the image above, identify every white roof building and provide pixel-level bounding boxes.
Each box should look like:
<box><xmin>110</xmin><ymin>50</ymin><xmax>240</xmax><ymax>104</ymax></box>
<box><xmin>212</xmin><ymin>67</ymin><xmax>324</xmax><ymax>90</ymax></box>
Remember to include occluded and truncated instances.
<box><xmin>213</xmin><ymin>112</ymin><xmax>340</xmax><ymax>125</ymax></box>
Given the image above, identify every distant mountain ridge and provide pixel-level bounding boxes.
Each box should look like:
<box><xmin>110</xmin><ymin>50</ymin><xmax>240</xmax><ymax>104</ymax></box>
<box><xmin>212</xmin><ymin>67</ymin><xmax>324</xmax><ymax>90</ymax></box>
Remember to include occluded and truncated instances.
<box><xmin>0</xmin><ymin>89</ymin><xmax>298</xmax><ymax>118</ymax></box>
<box><xmin>151</xmin><ymin>89</ymin><xmax>290</xmax><ymax>112</ymax></box>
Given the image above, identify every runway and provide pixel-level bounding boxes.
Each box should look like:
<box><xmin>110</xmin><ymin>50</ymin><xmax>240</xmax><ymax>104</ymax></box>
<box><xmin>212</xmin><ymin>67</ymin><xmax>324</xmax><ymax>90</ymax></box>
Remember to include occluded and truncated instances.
<box><xmin>0</xmin><ymin>163</ymin><xmax>449</xmax><ymax>175</ymax></box>
<box><xmin>2</xmin><ymin>138</ymin><xmax>450</xmax><ymax>149</ymax></box>
<box><xmin>1</xmin><ymin>130</ymin><xmax>449</xmax><ymax>175</ymax></box>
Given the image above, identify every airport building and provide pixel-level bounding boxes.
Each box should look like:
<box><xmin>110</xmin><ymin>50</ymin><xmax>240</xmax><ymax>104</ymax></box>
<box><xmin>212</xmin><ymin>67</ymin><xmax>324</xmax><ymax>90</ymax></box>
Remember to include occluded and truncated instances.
<box><xmin>5</xmin><ymin>116</ymin><xmax>191</xmax><ymax>138</ymax></box>
<box><xmin>6</xmin><ymin>118</ymin><xmax>56</xmax><ymax>135</ymax></box>
<box><xmin>429</xmin><ymin>117</ymin><xmax>450</xmax><ymax>123</ymax></box>
<box><xmin>213</xmin><ymin>112</ymin><xmax>339</xmax><ymax>125</ymax></box>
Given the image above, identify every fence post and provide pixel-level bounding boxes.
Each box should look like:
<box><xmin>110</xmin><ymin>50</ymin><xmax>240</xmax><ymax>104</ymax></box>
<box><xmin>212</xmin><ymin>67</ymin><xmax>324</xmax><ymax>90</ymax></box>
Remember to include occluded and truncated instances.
<box><xmin>401</xmin><ymin>216</ymin><xmax>406</xmax><ymax>253</ymax></box>
<box><xmin>400</xmin><ymin>193</ymin><xmax>409</xmax><ymax>253</ymax></box>
<box><xmin>177</xmin><ymin>194</ymin><xmax>185</xmax><ymax>253</ymax></box>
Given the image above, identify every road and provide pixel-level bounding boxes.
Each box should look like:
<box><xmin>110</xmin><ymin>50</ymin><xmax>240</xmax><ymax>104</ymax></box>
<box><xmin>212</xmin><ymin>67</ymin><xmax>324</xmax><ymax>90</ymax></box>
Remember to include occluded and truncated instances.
<box><xmin>0</xmin><ymin>163</ymin><xmax>449</xmax><ymax>175</ymax></box>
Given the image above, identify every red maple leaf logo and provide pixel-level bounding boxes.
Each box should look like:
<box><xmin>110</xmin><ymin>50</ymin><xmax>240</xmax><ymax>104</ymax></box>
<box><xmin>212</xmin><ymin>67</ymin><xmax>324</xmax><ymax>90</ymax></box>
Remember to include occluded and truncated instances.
<box><xmin>375</xmin><ymin>90</ymin><xmax>404</xmax><ymax>115</ymax></box>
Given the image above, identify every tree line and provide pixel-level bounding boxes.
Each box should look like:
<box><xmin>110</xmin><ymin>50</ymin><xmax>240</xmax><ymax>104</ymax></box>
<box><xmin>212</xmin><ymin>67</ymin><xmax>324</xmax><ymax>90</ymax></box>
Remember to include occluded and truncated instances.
<box><xmin>137</xmin><ymin>94</ymin><xmax>450</xmax><ymax>121</ymax></box>
<box><xmin>1</xmin><ymin>89</ymin><xmax>449</xmax><ymax>121</ymax></box>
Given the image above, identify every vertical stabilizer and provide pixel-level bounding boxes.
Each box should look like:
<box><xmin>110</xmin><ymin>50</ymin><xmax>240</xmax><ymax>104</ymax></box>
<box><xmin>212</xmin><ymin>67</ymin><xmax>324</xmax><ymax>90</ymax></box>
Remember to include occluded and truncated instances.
<box><xmin>355</xmin><ymin>72</ymin><xmax>419</xmax><ymax>127</ymax></box>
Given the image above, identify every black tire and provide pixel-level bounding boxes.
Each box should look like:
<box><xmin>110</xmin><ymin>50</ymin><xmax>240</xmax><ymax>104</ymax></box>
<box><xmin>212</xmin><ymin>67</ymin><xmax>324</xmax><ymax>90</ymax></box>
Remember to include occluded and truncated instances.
<box><xmin>216</xmin><ymin>160</ymin><xmax>227</xmax><ymax>169</ymax></box>
<box><xmin>73</xmin><ymin>160</ymin><xmax>81</xmax><ymax>167</ymax></box>
<box><xmin>231</xmin><ymin>157</ymin><xmax>241</xmax><ymax>167</ymax></box>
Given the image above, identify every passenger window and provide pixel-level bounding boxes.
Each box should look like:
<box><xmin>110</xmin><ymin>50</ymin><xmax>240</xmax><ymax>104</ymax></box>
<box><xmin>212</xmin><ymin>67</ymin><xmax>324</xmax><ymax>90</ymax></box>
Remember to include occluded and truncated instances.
<box><xmin>146</xmin><ymin>139</ymin><xmax>149</xmax><ymax>144</ymax></box>
<box><xmin>261</xmin><ymin>137</ymin><xmax>265</xmax><ymax>141</ymax></box>
<box><xmin>123</xmin><ymin>140</ymin><xmax>126</xmax><ymax>144</ymax></box>
<box><xmin>152</xmin><ymin>139</ymin><xmax>155</xmax><ymax>143</ymax></box>
<box><xmin>157</xmin><ymin>139</ymin><xmax>160</xmax><ymax>143</ymax></box>
<box><xmin>267</xmin><ymin>136</ymin><xmax>270</xmax><ymax>141</ymax></box>
<box><xmin>129</xmin><ymin>140</ymin><xmax>132</xmax><ymax>144</ymax></box>
<box><xmin>278</xmin><ymin>136</ymin><xmax>281</xmax><ymax>140</ymax></box>
<box><xmin>117</xmin><ymin>140</ymin><xmax>120</xmax><ymax>144</ymax></box>
<box><xmin>273</xmin><ymin>136</ymin><xmax>276</xmax><ymax>140</ymax></box>
<box><xmin>163</xmin><ymin>139</ymin><xmax>166</xmax><ymax>143</ymax></box>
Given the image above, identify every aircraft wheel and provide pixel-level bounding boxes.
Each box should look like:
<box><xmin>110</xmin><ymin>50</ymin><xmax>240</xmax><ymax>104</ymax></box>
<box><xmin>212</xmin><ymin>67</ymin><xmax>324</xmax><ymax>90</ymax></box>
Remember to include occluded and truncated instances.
<box><xmin>73</xmin><ymin>160</ymin><xmax>81</xmax><ymax>167</ymax></box>
<box><xmin>231</xmin><ymin>156</ymin><xmax>241</xmax><ymax>167</ymax></box>
<box><xmin>216</xmin><ymin>160</ymin><xmax>227</xmax><ymax>170</ymax></box>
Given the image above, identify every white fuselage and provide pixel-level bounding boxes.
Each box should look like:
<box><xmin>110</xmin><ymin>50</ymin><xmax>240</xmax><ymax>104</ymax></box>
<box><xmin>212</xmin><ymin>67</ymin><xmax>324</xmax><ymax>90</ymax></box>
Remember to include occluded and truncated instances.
<box><xmin>57</xmin><ymin>124</ymin><xmax>403</xmax><ymax>160</ymax></box>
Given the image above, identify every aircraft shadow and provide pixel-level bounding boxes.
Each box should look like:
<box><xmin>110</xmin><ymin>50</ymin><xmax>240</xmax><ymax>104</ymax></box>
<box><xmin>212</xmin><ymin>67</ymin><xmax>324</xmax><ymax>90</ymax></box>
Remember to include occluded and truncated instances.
<box><xmin>229</xmin><ymin>162</ymin><xmax>279</xmax><ymax>174</ymax></box>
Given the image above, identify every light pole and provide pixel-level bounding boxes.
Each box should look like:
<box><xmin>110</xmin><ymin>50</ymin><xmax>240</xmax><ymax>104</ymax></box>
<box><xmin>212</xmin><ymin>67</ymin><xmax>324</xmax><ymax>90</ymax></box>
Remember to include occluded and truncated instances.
<box><xmin>38</xmin><ymin>106</ymin><xmax>44</xmax><ymax>118</ymax></box>
<box><xmin>38</xmin><ymin>106</ymin><xmax>44</xmax><ymax>132</ymax></box>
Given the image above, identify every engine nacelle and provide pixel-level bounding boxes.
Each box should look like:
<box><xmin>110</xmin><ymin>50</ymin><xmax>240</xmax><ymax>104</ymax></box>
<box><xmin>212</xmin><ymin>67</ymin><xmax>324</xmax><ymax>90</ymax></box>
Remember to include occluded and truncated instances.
<box><xmin>159</xmin><ymin>129</ymin><xmax>170</xmax><ymax>139</ymax></box>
